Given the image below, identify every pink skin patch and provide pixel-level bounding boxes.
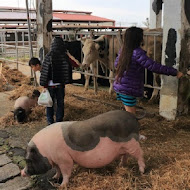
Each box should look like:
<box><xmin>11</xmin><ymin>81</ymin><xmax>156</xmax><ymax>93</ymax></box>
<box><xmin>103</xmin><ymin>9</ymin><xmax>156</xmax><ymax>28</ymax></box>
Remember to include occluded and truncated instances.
<box><xmin>21</xmin><ymin>169</ymin><xmax>27</xmax><ymax>177</ymax></box>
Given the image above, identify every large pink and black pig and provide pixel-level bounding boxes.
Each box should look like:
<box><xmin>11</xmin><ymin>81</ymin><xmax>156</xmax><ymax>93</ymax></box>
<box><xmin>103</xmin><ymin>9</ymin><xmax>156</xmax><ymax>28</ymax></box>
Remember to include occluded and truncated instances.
<box><xmin>21</xmin><ymin>110</ymin><xmax>145</xmax><ymax>189</ymax></box>
<box><xmin>13</xmin><ymin>90</ymin><xmax>40</xmax><ymax>122</ymax></box>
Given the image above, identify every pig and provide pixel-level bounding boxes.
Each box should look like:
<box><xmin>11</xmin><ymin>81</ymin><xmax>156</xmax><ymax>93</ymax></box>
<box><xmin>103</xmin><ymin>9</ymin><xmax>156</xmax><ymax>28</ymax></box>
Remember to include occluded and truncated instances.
<box><xmin>13</xmin><ymin>89</ymin><xmax>40</xmax><ymax>122</ymax></box>
<box><xmin>21</xmin><ymin>110</ymin><xmax>145</xmax><ymax>189</ymax></box>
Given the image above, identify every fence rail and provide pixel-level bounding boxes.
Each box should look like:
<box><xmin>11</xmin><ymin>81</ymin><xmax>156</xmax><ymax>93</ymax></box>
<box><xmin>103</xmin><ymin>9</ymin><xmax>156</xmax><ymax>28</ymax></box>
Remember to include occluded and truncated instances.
<box><xmin>0</xmin><ymin>28</ymin><xmax>163</xmax><ymax>91</ymax></box>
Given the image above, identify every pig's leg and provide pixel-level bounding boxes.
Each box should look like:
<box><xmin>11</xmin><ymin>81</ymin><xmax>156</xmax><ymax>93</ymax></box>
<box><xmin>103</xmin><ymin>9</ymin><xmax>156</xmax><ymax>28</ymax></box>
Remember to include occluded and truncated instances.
<box><xmin>119</xmin><ymin>154</ymin><xmax>128</xmax><ymax>167</ymax></box>
<box><xmin>52</xmin><ymin>165</ymin><xmax>61</xmax><ymax>179</ymax></box>
<box><xmin>124</xmin><ymin>139</ymin><xmax>145</xmax><ymax>174</ymax></box>
<box><xmin>58</xmin><ymin>159</ymin><xmax>73</xmax><ymax>190</ymax></box>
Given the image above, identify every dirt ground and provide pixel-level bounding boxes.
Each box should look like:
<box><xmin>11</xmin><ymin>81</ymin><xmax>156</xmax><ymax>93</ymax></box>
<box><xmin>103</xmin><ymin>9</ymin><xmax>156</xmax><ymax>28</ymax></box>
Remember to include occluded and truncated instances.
<box><xmin>1</xmin><ymin>63</ymin><xmax>190</xmax><ymax>190</ymax></box>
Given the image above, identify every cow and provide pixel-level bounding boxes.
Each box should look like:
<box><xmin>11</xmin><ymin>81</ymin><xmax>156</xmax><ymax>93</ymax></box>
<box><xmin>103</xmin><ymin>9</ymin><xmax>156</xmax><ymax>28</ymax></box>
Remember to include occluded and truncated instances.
<box><xmin>81</xmin><ymin>35</ymin><xmax>122</xmax><ymax>94</ymax></box>
<box><xmin>143</xmin><ymin>28</ymin><xmax>163</xmax><ymax>102</ymax></box>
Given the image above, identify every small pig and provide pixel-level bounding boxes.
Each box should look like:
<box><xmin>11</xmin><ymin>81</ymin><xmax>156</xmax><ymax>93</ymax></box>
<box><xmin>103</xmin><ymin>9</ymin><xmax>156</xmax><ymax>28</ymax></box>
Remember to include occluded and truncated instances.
<box><xmin>13</xmin><ymin>89</ymin><xmax>40</xmax><ymax>122</ymax></box>
<box><xmin>21</xmin><ymin>110</ymin><xmax>145</xmax><ymax>189</ymax></box>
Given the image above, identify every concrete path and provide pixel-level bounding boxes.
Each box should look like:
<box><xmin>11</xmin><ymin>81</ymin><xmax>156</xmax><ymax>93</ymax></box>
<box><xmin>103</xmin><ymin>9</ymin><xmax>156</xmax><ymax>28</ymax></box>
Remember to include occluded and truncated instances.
<box><xmin>0</xmin><ymin>130</ymin><xmax>32</xmax><ymax>190</ymax></box>
<box><xmin>0</xmin><ymin>92</ymin><xmax>13</xmax><ymax>117</ymax></box>
<box><xmin>0</xmin><ymin>61</ymin><xmax>33</xmax><ymax>189</ymax></box>
<box><xmin>0</xmin><ymin>61</ymin><xmax>59</xmax><ymax>190</ymax></box>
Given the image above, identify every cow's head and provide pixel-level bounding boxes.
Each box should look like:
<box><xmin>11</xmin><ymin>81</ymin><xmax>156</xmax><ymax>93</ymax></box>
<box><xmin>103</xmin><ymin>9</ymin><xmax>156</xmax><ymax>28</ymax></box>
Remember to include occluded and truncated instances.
<box><xmin>81</xmin><ymin>36</ymin><xmax>107</xmax><ymax>69</ymax></box>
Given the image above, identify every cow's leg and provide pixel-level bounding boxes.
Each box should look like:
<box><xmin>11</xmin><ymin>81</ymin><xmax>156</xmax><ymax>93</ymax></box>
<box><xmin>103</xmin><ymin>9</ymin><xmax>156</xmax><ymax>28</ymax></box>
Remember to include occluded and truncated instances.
<box><xmin>149</xmin><ymin>73</ymin><xmax>160</xmax><ymax>103</ymax></box>
<box><xmin>92</xmin><ymin>62</ymin><xmax>98</xmax><ymax>94</ymax></box>
<box><xmin>149</xmin><ymin>88</ymin><xmax>159</xmax><ymax>102</ymax></box>
<box><xmin>109</xmin><ymin>70</ymin><xmax>114</xmax><ymax>95</ymax></box>
<box><xmin>84</xmin><ymin>69</ymin><xmax>90</xmax><ymax>91</ymax></box>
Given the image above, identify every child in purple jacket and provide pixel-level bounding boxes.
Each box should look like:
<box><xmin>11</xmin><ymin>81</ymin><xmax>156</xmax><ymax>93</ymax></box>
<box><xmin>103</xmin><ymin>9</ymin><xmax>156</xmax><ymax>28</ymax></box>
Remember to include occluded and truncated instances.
<box><xmin>113</xmin><ymin>27</ymin><xmax>183</xmax><ymax>115</ymax></box>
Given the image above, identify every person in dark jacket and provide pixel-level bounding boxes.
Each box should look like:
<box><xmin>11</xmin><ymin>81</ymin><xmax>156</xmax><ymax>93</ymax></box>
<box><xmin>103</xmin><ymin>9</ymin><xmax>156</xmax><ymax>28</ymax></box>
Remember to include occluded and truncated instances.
<box><xmin>113</xmin><ymin>27</ymin><xmax>183</xmax><ymax>115</ymax></box>
<box><xmin>39</xmin><ymin>37</ymin><xmax>72</xmax><ymax>125</ymax></box>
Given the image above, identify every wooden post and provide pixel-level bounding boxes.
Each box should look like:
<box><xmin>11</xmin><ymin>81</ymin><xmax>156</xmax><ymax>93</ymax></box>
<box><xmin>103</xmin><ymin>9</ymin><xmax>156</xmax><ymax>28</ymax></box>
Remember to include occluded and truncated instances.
<box><xmin>36</xmin><ymin>0</ymin><xmax>52</xmax><ymax>62</ymax></box>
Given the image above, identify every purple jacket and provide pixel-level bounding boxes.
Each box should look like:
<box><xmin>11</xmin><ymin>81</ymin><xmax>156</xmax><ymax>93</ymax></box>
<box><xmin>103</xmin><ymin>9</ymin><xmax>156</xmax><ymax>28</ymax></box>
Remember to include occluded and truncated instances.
<box><xmin>113</xmin><ymin>47</ymin><xmax>177</xmax><ymax>97</ymax></box>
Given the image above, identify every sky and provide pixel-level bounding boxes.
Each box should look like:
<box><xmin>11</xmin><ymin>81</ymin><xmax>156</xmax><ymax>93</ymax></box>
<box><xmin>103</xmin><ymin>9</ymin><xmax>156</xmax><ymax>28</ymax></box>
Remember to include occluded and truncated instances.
<box><xmin>0</xmin><ymin>0</ymin><xmax>150</xmax><ymax>26</ymax></box>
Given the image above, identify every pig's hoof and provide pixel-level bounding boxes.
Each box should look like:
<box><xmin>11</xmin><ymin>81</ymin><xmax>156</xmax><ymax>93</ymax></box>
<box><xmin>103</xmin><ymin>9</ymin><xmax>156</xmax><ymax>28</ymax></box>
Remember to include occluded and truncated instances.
<box><xmin>58</xmin><ymin>184</ymin><xmax>67</xmax><ymax>190</ymax></box>
<box><xmin>48</xmin><ymin>180</ymin><xmax>60</xmax><ymax>188</ymax></box>
<box><xmin>52</xmin><ymin>174</ymin><xmax>60</xmax><ymax>180</ymax></box>
<box><xmin>139</xmin><ymin>134</ymin><xmax>147</xmax><ymax>141</ymax></box>
<box><xmin>139</xmin><ymin>167</ymin><xmax>145</xmax><ymax>174</ymax></box>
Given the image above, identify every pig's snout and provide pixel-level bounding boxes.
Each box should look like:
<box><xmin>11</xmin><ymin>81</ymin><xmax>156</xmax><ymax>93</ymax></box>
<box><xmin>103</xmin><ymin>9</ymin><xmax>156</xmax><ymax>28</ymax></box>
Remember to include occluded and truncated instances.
<box><xmin>21</xmin><ymin>169</ymin><xmax>28</xmax><ymax>177</ymax></box>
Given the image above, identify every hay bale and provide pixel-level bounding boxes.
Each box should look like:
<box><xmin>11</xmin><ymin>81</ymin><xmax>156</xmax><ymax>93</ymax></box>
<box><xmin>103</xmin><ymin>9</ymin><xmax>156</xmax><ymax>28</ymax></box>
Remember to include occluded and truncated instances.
<box><xmin>9</xmin><ymin>84</ymin><xmax>42</xmax><ymax>100</ymax></box>
<box><xmin>0</xmin><ymin>112</ymin><xmax>15</xmax><ymax>128</ymax></box>
<box><xmin>28</xmin><ymin>106</ymin><xmax>46</xmax><ymax>122</ymax></box>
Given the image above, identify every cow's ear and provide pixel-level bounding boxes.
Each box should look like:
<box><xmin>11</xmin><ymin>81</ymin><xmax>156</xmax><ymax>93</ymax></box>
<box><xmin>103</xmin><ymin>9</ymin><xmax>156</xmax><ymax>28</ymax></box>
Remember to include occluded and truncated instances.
<box><xmin>94</xmin><ymin>42</ymin><xmax>100</xmax><ymax>50</ymax></box>
<box><xmin>81</xmin><ymin>39</ymin><xmax>86</xmax><ymax>45</ymax></box>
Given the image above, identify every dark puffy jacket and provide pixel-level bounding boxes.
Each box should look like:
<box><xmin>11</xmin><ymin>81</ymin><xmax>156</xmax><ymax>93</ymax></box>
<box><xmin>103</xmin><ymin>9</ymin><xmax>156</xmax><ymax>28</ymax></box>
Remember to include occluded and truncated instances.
<box><xmin>113</xmin><ymin>47</ymin><xmax>177</xmax><ymax>97</ymax></box>
<box><xmin>40</xmin><ymin>37</ymin><xmax>72</xmax><ymax>86</ymax></box>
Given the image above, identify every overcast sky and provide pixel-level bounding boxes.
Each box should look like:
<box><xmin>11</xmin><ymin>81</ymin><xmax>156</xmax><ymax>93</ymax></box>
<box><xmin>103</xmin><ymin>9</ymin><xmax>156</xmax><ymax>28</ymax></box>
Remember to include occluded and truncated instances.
<box><xmin>0</xmin><ymin>0</ymin><xmax>150</xmax><ymax>26</ymax></box>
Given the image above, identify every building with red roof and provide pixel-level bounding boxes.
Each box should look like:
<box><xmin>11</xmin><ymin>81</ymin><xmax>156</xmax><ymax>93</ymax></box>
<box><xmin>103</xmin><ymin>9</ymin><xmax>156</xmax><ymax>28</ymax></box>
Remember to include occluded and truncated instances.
<box><xmin>0</xmin><ymin>6</ymin><xmax>115</xmax><ymax>29</ymax></box>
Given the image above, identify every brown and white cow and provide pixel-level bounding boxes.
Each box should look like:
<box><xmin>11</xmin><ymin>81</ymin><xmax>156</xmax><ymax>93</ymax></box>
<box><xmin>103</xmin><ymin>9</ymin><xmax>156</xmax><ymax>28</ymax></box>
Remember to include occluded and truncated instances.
<box><xmin>143</xmin><ymin>28</ymin><xmax>163</xmax><ymax>102</ymax></box>
<box><xmin>81</xmin><ymin>35</ymin><xmax>122</xmax><ymax>94</ymax></box>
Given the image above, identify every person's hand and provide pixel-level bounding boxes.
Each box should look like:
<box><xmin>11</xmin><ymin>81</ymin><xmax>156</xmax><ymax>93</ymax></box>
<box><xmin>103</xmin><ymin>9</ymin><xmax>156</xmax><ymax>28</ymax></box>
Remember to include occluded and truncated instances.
<box><xmin>177</xmin><ymin>71</ymin><xmax>183</xmax><ymax>79</ymax></box>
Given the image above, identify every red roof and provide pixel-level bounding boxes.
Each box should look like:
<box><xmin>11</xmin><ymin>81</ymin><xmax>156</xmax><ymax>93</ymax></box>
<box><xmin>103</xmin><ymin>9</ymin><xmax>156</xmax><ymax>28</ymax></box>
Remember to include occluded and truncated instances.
<box><xmin>53</xmin><ymin>13</ymin><xmax>114</xmax><ymax>22</ymax></box>
<box><xmin>0</xmin><ymin>6</ymin><xmax>114</xmax><ymax>23</ymax></box>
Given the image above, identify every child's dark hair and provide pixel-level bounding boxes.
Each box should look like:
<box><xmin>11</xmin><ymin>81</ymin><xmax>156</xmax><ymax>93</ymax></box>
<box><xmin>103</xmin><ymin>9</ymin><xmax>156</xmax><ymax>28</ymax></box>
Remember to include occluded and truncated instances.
<box><xmin>116</xmin><ymin>27</ymin><xmax>143</xmax><ymax>81</ymax></box>
<box><xmin>29</xmin><ymin>57</ymin><xmax>41</xmax><ymax>66</ymax></box>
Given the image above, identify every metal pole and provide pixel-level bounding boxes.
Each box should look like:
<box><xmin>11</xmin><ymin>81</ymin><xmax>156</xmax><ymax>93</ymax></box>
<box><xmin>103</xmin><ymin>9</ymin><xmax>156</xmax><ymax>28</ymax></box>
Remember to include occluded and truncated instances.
<box><xmin>26</xmin><ymin>0</ymin><xmax>37</xmax><ymax>86</ymax></box>
<box><xmin>26</xmin><ymin>0</ymin><xmax>33</xmax><ymax>58</ymax></box>
<box><xmin>15</xmin><ymin>31</ymin><xmax>18</xmax><ymax>69</ymax></box>
<box><xmin>22</xmin><ymin>31</ymin><xmax>25</xmax><ymax>59</ymax></box>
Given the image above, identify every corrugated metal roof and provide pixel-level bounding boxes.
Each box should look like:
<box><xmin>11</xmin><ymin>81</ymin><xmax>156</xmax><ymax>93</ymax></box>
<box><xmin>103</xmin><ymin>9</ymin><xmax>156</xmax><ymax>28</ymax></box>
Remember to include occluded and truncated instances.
<box><xmin>0</xmin><ymin>6</ymin><xmax>114</xmax><ymax>23</ymax></box>
<box><xmin>53</xmin><ymin>13</ymin><xmax>114</xmax><ymax>22</ymax></box>
<box><xmin>0</xmin><ymin>12</ymin><xmax>36</xmax><ymax>20</ymax></box>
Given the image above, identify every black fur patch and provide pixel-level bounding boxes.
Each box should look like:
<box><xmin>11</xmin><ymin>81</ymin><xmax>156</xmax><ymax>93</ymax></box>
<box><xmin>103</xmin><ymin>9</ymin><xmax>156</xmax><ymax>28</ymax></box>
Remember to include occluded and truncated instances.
<box><xmin>165</xmin><ymin>28</ymin><xmax>177</xmax><ymax>67</ymax></box>
<box><xmin>32</xmin><ymin>90</ymin><xmax>40</xmax><ymax>98</ymax></box>
<box><xmin>39</xmin><ymin>47</ymin><xmax>44</xmax><ymax>62</ymax></box>
<box><xmin>185</xmin><ymin>0</ymin><xmax>190</xmax><ymax>25</ymax></box>
<box><xmin>39</xmin><ymin>3</ymin><xmax>44</xmax><ymax>17</ymax></box>
<box><xmin>46</xmin><ymin>19</ymin><xmax>52</xmax><ymax>32</ymax></box>
<box><xmin>24</xmin><ymin>142</ymin><xmax>52</xmax><ymax>176</ymax></box>
<box><xmin>14</xmin><ymin>107</ymin><xmax>26</xmax><ymax>123</ymax></box>
<box><xmin>99</xmin><ymin>53</ymin><xmax>104</xmax><ymax>58</ymax></box>
<box><xmin>62</xmin><ymin>110</ymin><xmax>139</xmax><ymax>152</ymax></box>
<box><xmin>152</xmin><ymin>0</ymin><xmax>163</xmax><ymax>15</ymax></box>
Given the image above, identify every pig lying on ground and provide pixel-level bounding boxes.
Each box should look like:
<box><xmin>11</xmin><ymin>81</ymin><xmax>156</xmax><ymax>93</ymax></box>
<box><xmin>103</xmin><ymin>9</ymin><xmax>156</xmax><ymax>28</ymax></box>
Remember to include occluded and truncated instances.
<box><xmin>21</xmin><ymin>110</ymin><xmax>145</xmax><ymax>189</ymax></box>
<box><xmin>13</xmin><ymin>90</ymin><xmax>40</xmax><ymax>123</ymax></box>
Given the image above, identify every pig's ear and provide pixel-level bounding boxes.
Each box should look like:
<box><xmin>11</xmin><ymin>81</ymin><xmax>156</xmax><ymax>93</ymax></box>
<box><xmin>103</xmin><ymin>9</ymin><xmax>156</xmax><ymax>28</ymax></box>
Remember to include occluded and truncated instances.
<box><xmin>26</xmin><ymin>146</ymin><xmax>37</xmax><ymax>159</ymax></box>
<box><xmin>30</xmin><ymin>147</ymin><xmax>37</xmax><ymax>154</ymax></box>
